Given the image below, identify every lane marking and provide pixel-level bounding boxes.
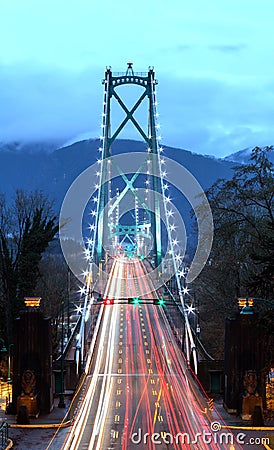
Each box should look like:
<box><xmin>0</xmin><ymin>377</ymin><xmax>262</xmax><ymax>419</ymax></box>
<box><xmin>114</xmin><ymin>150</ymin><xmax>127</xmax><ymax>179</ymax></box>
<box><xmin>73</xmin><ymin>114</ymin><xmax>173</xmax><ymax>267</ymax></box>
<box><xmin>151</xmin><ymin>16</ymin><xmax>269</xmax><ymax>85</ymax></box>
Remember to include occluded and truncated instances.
<box><xmin>110</xmin><ymin>429</ymin><xmax>119</xmax><ymax>439</ymax></box>
<box><xmin>153</xmin><ymin>387</ymin><xmax>163</xmax><ymax>425</ymax></box>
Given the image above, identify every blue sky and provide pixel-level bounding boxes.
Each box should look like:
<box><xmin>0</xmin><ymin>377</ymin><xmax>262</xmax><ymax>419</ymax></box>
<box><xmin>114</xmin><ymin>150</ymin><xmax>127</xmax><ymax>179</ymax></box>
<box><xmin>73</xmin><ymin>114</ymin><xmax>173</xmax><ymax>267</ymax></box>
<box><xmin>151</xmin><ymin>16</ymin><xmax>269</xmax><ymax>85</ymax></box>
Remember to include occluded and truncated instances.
<box><xmin>0</xmin><ymin>0</ymin><xmax>274</xmax><ymax>157</ymax></box>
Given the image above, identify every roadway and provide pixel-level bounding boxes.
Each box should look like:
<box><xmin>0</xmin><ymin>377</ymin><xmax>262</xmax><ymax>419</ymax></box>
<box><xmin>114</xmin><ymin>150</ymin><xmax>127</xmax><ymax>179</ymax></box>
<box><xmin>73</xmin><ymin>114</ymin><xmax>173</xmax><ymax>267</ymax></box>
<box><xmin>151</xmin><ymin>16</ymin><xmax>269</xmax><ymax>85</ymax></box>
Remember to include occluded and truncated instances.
<box><xmin>104</xmin><ymin>256</ymin><xmax>156</xmax><ymax>300</ymax></box>
<box><xmin>63</xmin><ymin>257</ymin><xmax>242</xmax><ymax>449</ymax></box>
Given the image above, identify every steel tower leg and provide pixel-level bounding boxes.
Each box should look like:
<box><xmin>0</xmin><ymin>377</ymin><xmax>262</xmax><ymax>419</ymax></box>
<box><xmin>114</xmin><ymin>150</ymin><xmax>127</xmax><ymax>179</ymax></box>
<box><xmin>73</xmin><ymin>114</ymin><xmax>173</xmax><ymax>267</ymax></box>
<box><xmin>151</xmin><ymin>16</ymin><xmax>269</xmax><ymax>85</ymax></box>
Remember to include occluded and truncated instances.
<box><xmin>148</xmin><ymin>68</ymin><xmax>162</xmax><ymax>268</ymax></box>
<box><xmin>96</xmin><ymin>68</ymin><xmax>112</xmax><ymax>264</ymax></box>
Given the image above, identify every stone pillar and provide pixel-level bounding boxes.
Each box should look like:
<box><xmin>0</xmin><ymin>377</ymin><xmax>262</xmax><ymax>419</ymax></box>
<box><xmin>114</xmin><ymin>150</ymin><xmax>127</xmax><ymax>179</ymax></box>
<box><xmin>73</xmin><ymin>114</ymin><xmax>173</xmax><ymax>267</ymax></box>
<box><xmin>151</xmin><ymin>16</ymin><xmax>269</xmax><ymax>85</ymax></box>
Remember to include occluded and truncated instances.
<box><xmin>224</xmin><ymin>312</ymin><xmax>265</xmax><ymax>417</ymax></box>
<box><xmin>12</xmin><ymin>298</ymin><xmax>54</xmax><ymax>415</ymax></box>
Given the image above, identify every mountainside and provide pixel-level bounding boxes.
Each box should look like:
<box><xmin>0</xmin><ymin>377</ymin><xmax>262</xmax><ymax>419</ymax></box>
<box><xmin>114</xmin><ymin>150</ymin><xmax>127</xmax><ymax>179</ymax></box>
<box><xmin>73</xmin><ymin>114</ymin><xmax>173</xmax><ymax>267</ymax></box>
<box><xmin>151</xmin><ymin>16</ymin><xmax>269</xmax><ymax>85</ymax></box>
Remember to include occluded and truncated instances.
<box><xmin>0</xmin><ymin>139</ymin><xmax>235</xmax><ymax>210</ymax></box>
<box><xmin>0</xmin><ymin>140</ymin><xmax>62</xmax><ymax>154</ymax></box>
<box><xmin>3</xmin><ymin>139</ymin><xmax>266</xmax><ymax>256</ymax></box>
<box><xmin>224</xmin><ymin>145</ymin><xmax>274</xmax><ymax>164</ymax></box>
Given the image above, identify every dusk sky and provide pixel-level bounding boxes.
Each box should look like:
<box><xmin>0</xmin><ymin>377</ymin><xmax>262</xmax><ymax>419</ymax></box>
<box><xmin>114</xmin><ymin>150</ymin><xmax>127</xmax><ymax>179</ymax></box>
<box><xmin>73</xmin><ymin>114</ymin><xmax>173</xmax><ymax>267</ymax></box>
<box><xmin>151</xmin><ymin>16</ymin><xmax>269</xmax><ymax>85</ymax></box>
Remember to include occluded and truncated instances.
<box><xmin>0</xmin><ymin>0</ymin><xmax>273</xmax><ymax>157</ymax></box>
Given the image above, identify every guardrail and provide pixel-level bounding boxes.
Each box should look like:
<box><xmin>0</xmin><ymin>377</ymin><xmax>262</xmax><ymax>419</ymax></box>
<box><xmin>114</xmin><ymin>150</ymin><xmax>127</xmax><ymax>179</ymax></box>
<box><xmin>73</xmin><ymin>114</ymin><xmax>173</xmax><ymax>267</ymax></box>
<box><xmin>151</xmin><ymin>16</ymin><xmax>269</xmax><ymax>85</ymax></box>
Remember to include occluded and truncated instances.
<box><xmin>0</xmin><ymin>422</ymin><xmax>8</xmax><ymax>450</ymax></box>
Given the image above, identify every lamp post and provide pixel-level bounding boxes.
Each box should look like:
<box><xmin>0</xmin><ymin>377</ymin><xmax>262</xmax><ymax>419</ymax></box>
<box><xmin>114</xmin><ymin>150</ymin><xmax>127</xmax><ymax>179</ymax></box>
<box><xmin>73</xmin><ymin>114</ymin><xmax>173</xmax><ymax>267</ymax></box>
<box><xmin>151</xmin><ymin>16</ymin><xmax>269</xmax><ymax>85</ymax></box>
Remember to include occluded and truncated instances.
<box><xmin>67</xmin><ymin>269</ymin><xmax>71</xmax><ymax>339</ymax></box>
<box><xmin>7</xmin><ymin>344</ymin><xmax>14</xmax><ymax>383</ymax></box>
<box><xmin>58</xmin><ymin>299</ymin><xmax>66</xmax><ymax>408</ymax></box>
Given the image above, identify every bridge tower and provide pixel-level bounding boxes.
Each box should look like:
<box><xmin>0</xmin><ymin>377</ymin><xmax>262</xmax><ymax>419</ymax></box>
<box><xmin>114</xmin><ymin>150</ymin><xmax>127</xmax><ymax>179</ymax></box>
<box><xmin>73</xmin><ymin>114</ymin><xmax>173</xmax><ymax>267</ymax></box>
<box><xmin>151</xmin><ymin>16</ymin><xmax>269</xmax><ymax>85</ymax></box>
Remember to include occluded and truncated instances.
<box><xmin>66</xmin><ymin>64</ymin><xmax>200</xmax><ymax>375</ymax></box>
<box><xmin>94</xmin><ymin>63</ymin><xmax>162</xmax><ymax>269</ymax></box>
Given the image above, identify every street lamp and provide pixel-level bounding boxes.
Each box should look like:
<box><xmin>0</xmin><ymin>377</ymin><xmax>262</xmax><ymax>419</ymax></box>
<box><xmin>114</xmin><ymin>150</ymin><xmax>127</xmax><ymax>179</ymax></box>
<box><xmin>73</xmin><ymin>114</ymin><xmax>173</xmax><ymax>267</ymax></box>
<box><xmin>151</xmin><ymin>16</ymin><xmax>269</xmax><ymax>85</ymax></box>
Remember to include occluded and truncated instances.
<box><xmin>238</xmin><ymin>297</ymin><xmax>274</xmax><ymax>314</ymax></box>
<box><xmin>7</xmin><ymin>344</ymin><xmax>14</xmax><ymax>383</ymax></box>
<box><xmin>238</xmin><ymin>297</ymin><xmax>254</xmax><ymax>315</ymax></box>
<box><xmin>67</xmin><ymin>269</ymin><xmax>71</xmax><ymax>339</ymax></box>
<box><xmin>58</xmin><ymin>299</ymin><xmax>66</xmax><ymax>408</ymax></box>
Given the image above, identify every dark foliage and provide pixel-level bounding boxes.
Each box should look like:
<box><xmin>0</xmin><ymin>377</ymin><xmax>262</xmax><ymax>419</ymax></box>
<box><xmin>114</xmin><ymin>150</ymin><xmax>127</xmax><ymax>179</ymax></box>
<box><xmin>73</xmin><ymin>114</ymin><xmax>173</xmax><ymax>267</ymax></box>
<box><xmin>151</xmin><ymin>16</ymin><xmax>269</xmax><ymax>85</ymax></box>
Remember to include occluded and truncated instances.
<box><xmin>193</xmin><ymin>146</ymin><xmax>273</xmax><ymax>360</ymax></box>
<box><xmin>0</xmin><ymin>190</ymin><xmax>58</xmax><ymax>344</ymax></box>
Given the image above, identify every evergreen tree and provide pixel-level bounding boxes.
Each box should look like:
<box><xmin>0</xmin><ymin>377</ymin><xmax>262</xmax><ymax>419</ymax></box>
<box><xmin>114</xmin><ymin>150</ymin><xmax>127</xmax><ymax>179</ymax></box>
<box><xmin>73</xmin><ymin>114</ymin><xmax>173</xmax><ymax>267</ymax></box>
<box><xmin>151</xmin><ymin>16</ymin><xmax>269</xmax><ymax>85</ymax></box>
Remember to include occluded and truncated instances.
<box><xmin>193</xmin><ymin>146</ymin><xmax>273</xmax><ymax>358</ymax></box>
<box><xmin>0</xmin><ymin>190</ymin><xmax>58</xmax><ymax>343</ymax></box>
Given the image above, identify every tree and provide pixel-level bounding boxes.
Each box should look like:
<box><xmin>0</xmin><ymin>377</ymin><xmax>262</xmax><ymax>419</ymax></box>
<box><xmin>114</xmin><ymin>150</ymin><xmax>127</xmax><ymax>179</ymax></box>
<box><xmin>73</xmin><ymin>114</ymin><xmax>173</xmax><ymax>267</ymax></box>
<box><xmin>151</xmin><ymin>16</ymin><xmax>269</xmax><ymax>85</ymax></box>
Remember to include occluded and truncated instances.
<box><xmin>0</xmin><ymin>190</ymin><xmax>59</xmax><ymax>343</ymax></box>
<box><xmin>193</xmin><ymin>146</ymin><xmax>273</xmax><ymax>358</ymax></box>
<box><xmin>36</xmin><ymin>253</ymin><xmax>79</xmax><ymax>359</ymax></box>
<box><xmin>209</xmin><ymin>146</ymin><xmax>273</xmax><ymax>298</ymax></box>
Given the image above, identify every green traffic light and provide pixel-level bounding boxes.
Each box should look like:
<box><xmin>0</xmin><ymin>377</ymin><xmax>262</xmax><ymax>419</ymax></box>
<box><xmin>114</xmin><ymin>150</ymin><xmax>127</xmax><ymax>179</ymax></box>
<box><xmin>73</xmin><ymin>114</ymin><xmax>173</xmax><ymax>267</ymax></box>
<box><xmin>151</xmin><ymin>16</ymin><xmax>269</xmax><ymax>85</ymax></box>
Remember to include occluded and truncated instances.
<box><xmin>153</xmin><ymin>297</ymin><xmax>165</xmax><ymax>306</ymax></box>
<box><xmin>128</xmin><ymin>297</ymin><xmax>140</xmax><ymax>305</ymax></box>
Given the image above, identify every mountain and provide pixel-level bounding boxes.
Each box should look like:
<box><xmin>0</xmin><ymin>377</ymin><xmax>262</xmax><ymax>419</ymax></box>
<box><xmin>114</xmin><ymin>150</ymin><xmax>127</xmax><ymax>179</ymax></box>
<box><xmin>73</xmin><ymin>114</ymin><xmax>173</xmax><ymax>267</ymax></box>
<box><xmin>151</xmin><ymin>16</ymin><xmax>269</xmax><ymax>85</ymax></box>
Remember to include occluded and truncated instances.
<box><xmin>0</xmin><ymin>139</ymin><xmax>64</xmax><ymax>200</ymax></box>
<box><xmin>224</xmin><ymin>146</ymin><xmax>274</xmax><ymax>164</ymax></box>
<box><xmin>0</xmin><ymin>140</ymin><xmax>63</xmax><ymax>154</ymax></box>
<box><xmin>0</xmin><ymin>138</ymin><xmax>237</xmax><ymax>255</ymax></box>
<box><xmin>0</xmin><ymin>139</ymin><xmax>236</xmax><ymax>208</ymax></box>
<box><xmin>1</xmin><ymin>139</ymin><xmax>271</xmax><ymax>260</ymax></box>
<box><xmin>0</xmin><ymin>138</ymin><xmax>248</xmax><ymax>259</ymax></box>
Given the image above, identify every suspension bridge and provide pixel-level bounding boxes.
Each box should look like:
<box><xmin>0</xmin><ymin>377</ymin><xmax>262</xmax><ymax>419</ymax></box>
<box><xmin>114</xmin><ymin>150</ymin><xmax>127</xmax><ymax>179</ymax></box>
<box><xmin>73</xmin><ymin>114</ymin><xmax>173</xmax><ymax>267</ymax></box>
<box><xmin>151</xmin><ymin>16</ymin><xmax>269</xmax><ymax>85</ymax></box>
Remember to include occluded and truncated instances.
<box><xmin>57</xmin><ymin>64</ymin><xmax>240</xmax><ymax>450</ymax></box>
